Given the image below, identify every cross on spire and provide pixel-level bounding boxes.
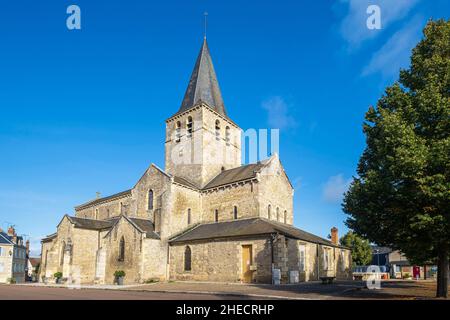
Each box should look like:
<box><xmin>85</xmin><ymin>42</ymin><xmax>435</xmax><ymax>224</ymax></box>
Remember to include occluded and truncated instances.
<box><xmin>204</xmin><ymin>12</ymin><xmax>208</xmax><ymax>39</ymax></box>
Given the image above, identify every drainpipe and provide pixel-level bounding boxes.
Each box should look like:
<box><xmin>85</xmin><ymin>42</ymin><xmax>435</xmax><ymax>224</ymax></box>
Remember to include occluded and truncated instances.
<box><xmin>317</xmin><ymin>244</ymin><xmax>320</xmax><ymax>280</ymax></box>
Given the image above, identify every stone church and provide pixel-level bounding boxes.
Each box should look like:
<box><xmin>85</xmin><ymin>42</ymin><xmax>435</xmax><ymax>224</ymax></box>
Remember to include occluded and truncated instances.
<box><xmin>40</xmin><ymin>38</ymin><xmax>352</xmax><ymax>285</ymax></box>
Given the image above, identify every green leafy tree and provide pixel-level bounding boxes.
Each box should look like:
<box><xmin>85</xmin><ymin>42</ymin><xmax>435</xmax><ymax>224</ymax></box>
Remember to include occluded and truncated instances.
<box><xmin>343</xmin><ymin>20</ymin><xmax>450</xmax><ymax>298</ymax></box>
<box><xmin>340</xmin><ymin>231</ymin><xmax>372</xmax><ymax>267</ymax></box>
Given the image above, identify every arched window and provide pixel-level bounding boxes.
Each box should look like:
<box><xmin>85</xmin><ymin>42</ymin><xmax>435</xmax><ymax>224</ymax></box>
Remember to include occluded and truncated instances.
<box><xmin>215</xmin><ymin>209</ymin><xmax>219</xmax><ymax>222</ymax></box>
<box><xmin>95</xmin><ymin>209</ymin><xmax>99</xmax><ymax>220</ymax></box>
<box><xmin>187</xmin><ymin>116</ymin><xmax>193</xmax><ymax>137</ymax></box>
<box><xmin>284</xmin><ymin>210</ymin><xmax>287</xmax><ymax>224</ymax></box>
<box><xmin>225</xmin><ymin>126</ymin><xmax>231</xmax><ymax>145</ymax></box>
<box><xmin>184</xmin><ymin>246</ymin><xmax>192</xmax><ymax>271</ymax></box>
<box><xmin>106</xmin><ymin>209</ymin><xmax>110</xmax><ymax>219</ymax></box>
<box><xmin>118</xmin><ymin>237</ymin><xmax>125</xmax><ymax>261</ymax></box>
<box><xmin>187</xmin><ymin>208</ymin><xmax>191</xmax><ymax>225</ymax></box>
<box><xmin>215</xmin><ymin>120</ymin><xmax>220</xmax><ymax>140</ymax></box>
<box><xmin>276</xmin><ymin>207</ymin><xmax>280</xmax><ymax>221</ymax></box>
<box><xmin>60</xmin><ymin>241</ymin><xmax>66</xmax><ymax>266</ymax></box>
<box><xmin>148</xmin><ymin>189</ymin><xmax>154</xmax><ymax>210</ymax></box>
<box><xmin>175</xmin><ymin>121</ymin><xmax>181</xmax><ymax>142</ymax></box>
<box><xmin>233</xmin><ymin>206</ymin><xmax>238</xmax><ymax>219</ymax></box>
<box><xmin>268</xmin><ymin>205</ymin><xmax>271</xmax><ymax>220</ymax></box>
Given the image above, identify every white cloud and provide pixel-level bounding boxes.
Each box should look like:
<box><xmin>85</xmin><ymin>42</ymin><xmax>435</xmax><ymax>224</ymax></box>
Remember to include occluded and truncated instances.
<box><xmin>261</xmin><ymin>96</ymin><xmax>297</xmax><ymax>130</ymax></box>
<box><xmin>322</xmin><ymin>174</ymin><xmax>352</xmax><ymax>204</ymax></box>
<box><xmin>338</xmin><ymin>0</ymin><xmax>421</xmax><ymax>48</ymax></box>
<box><xmin>362</xmin><ymin>16</ymin><xmax>424</xmax><ymax>78</ymax></box>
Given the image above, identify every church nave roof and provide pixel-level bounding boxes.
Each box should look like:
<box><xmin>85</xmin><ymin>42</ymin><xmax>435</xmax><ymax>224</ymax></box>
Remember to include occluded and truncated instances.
<box><xmin>169</xmin><ymin>217</ymin><xmax>347</xmax><ymax>249</ymax></box>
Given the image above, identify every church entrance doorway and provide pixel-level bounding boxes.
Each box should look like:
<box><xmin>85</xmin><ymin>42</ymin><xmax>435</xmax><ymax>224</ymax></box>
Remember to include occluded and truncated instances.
<box><xmin>241</xmin><ymin>245</ymin><xmax>253</xmax><ymax>283</ymax></box>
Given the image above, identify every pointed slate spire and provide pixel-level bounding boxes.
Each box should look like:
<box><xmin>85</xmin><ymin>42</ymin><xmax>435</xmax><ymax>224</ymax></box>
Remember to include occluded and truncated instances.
<box><xmin>178</xmin><ymin>38</ymin><xmax>228</xmax><ymax>117</ymax></box>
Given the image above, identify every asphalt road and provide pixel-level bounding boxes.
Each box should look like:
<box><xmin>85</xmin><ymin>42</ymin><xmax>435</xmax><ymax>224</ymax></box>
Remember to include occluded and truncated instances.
<box><xmin>0</xmin><ymin>284</ymin><xmax>257</xmax><ymax>300</ymax></box>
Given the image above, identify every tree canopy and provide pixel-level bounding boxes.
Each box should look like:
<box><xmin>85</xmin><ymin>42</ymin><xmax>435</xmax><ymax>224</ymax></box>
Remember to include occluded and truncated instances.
<box><xmin>343</xmin><ymin>19</ymin><xmax>449</xmax><ymax>297</ymax></box>
<box><xmin>340</xmin><ymin>231</ymin><xmax>372</xmax><ymax>267</ymax></box>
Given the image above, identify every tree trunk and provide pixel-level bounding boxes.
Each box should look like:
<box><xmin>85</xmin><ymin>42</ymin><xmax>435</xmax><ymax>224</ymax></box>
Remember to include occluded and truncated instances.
<box><xmin>436</xmin><ymin>248</ymin><xmax>448</xmax><ymax>298</ymax></box>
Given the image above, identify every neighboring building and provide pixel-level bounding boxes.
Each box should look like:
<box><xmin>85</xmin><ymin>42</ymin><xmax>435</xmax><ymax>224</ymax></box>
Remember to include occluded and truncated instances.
<box><xmin>27</xmin><ymin>258</ymin><xmax>41</xmax><ymax>282</ymax></box>
<box><xmin>371</xmin><ymin>246</ymin><xmax>437</xmax><ymax>279</ymax></box>
<box><xmin>371</xmin><ymin>246</ymin><xmax>391</xmax><ymax>267</ymax></box>
<box><xmin>0</xmin><ymin>227</ymin><xmax>27</xmax><ymax>283</ymax></box>
<box><xmin>39</xmin><ymin>38</ymin><xmax>352</xmax><ymax>285</ymax></box>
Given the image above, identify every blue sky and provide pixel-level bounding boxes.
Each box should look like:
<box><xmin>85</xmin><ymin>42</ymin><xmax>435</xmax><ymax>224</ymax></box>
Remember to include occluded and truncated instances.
<box><xmin>0</xmin><ymin>0</ymin><xmax>448</xmax><ymax>255</ymax></box>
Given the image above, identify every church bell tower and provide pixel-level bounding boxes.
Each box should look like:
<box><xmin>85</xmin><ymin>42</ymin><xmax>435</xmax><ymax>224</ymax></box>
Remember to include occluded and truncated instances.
<box><xmin>165</xmin><ymin>38</ymin><xmax>242</xmax><ymax>188</ymax></box>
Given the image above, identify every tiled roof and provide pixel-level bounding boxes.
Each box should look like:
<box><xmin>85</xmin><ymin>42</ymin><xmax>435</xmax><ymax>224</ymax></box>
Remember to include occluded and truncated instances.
<box><xmin>0</xmin><ymin>231</ymin><xmax>14</xmax><ymax>245</ymax></box>
<box><xmin>29</xmin><ymin>257</ymin><xmax>41</xmax><ymax>267</ymax></box>
<box><xmin>67</xmin><ymin>216</ymin><xmax>116</xmax><ymax>230</ymax></box>
<box><xmin>173</xmin><ymin>176</ymin><xmax>200</xmax><ymax>189</ymax></box>
<box><xmin>129</xmin><ymin>217</ymin><xmax>160</xmax><ymax>239</ymax></box>
<box><xmin>203</xmin><ymin>161</ymin><xmax>268</xmax><ymax>190</ymax></box>
<box><xmin>42</xmin><ymin>233</ymin><xmax>57</xmax><ymax>242</ymax></box>
<box><xmin>169</xmin><ymin>218</ymin><xmax>346</xmax><ymax>248</ymax></box>
<box><xmin>173</xmin><ymin>160</ymin><xmax>270</xmax><ymax>191</ymax></box>
<box><xmin>75</xmin><ymin>189</ymin><xmax>132</xmax><ymax>210</ymax></box>
<box><xmin>176</xmin><ymin>38</ymin><xmax>228</xmax><ymax>120</ymax></box>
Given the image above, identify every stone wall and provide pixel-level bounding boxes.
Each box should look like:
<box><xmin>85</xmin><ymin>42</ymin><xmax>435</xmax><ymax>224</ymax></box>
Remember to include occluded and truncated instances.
<box><xmin>169</xmin><ymin>184</ymin><xmax>202</xmax><ymax>236</ymax></box>
<box><xmin>103</xmin><ymin>217</ymin><xmax>144</xmax><ymax>284</ymax></box>
<box><xmin>39</xmin><ymin>240</ymin><xmax>56</xmax><ymax>280</ymax></box>
<box><xmin>39</xmin><ymin>217</ymin><xmax>104</xmax><ymax>284</ymax></box>
<box><xmin>169</xmin><ymin>237</ymin><xmax>272</xmax><ymax>283</ymax></box>
<box><xmin>201</xmin><ymin>182</ymin><xmax>258</xmax><ymax>223</ymax></box>
<box><xmin>71</xmin><ymin>228</ymin><xmax>100</xmax><ymax>283</ymax></box>
<box><xmin>257</xmin><ymin>155</ymin><xmax>294</xmax><ymax>224</ymax></box>
<box><xmin>165</xmin><ymin>105</ymin><xmax>241</xmax><ymax>188</ymax></box>
<box><xmin>165</xmin><ymin>106</ymin><xmax>204</xmax><ymax>186</ymax></box>
<box><xmin>75</xmin><ymin>194</ymin><xmax>132</xmax><ymax>220</ymax></box>
<box><xmin>269</xmin><ymin>235</ymin><xmax>354</xmax><ymax>283</ymax></box>
<box><xmin>132</xmin><ymin>164</ymin><xmax>172</xmax><ymax>220</ymax></box>
<box><xmin>141</xmin><ymin>238</ymin><xmax>168</xmax><ymax>281</ymax></box>
<box><xmin>284</xmin><ymin>239</ymin><xmax>352</xmax><ymax>282</ymax></box>
<box><xmin>201</xmin><ymin>106</ymin><xmax>242</xmax><ymax>184</ymax></box>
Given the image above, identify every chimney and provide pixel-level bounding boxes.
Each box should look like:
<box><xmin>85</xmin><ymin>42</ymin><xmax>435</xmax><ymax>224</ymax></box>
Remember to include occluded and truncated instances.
<box><xmin>7</xmin><ymin>226</ymin><xmax>15</xmax><ymax>236</ymax></box>
<box><xmin>331</xmin><ymin>227</ymin><xmax>338</xmax><ymax>245</ymax></box>
<box><xmin>26</xmin><ymin>240</ymin><xmax>30</xmax><ymax>256</ymax></box>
